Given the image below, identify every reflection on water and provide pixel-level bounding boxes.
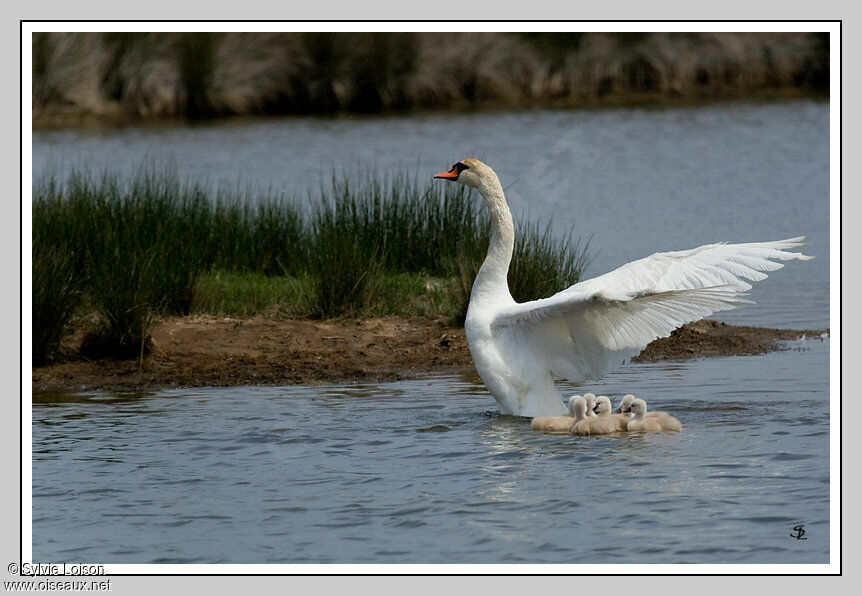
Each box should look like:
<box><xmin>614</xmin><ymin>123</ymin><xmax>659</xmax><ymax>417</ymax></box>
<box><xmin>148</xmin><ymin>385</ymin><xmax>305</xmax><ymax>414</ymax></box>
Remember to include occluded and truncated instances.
<box><xmin>32</xmin><ymin>100</ymin><xmax>829</xmax><ymax>329</ymax></box>
<box><xmin>32</xmin><ymin>339</ymin><xmax>829</xmax><ymax>565</ymax></box>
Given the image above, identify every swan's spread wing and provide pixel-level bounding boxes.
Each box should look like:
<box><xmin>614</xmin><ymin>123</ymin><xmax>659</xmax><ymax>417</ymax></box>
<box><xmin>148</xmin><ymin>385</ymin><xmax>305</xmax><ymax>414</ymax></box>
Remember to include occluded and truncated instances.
<box><xmin>571</xmin><ymin>237</ymin><xmax>813</xmax><ymax>296</ymax></box>
<box><xmin>491</xmin><ymin>238</ymin><xmax>812</xmax><ymax>381</ymax></box>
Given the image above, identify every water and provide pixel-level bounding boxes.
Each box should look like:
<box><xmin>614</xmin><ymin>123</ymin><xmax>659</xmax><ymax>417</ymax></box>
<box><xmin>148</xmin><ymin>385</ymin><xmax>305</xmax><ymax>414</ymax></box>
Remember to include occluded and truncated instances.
<box><xmin>32</xmin><ymin>338</ymin><xmax>829</xmax><ymax>565</ymax></box>
<box><xmin>32</xmin><ymin>99</ymin><xmax>830</xmax><ymax>329</ymax></box>
<box><xmin>31</xmin><ymin>100</ymin><xmax>831</xmax><ymax>565</ymax></box>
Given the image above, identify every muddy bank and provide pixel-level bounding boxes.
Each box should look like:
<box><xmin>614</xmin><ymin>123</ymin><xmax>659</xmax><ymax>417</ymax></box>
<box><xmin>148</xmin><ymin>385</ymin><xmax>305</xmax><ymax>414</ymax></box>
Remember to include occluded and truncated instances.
<box><xmin>31</xmin><ymin>317</ymin><xmax>827</xmax><ymax>393</ymax></box>
<box><xmin>630</xmin><ymin>318</ymin><xmax>827</xmax><ymax>362</ymax></box>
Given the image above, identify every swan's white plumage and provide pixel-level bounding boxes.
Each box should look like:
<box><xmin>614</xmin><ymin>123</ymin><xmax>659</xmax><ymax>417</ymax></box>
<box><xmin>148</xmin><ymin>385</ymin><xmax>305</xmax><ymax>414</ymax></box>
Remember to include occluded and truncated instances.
<box><xmin>496</xmin><ymin>277</ymin><xmax>776</xmax><ymax>383</ymax></box>
<box><xmin>434</xmin><ymin>158</ymin><xmax>812</xmax><ymax>417</ymax></box>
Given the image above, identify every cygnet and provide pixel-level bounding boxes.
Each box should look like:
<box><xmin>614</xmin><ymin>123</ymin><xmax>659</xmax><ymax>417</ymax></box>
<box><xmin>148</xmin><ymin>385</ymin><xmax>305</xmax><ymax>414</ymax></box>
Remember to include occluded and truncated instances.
<box><xmin>623</xmin><ymin>398</ymin><xmax>682</xmax><ymax>432</ymax></box>
<box><xmin>583</xmin><ymin>393</ymin><xmax>598</xmax><ymax>417</ymax></box>
<box><xmin>592</xmin><ymin>396</ymin><xmax>629</xmax><ymax>432</ymax></box>
<box><xmin>570</xmin><ymin>397</ymin><xmax>625</xmax><ymax>436</ymax></box>
<box><xmin>616</xmin><ymin>394</ymin><xmax>673</xmax><ymax>421</ymax></box>
<box><xmin>615</xmin><ymin>394</ymin><xmax>637</xmax><ymax>414</ymax></box>
<box><xmin>531</xmin><ymin>395</ymin><xmax>579</xmax><ymax>433</ymax></box>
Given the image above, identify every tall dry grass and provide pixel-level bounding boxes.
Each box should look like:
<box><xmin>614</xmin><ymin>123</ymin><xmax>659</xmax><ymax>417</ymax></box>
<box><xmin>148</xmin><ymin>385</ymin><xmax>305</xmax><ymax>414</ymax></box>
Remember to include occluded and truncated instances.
<box><xmin>32</xmin><ymin>32</ymin><xmax>828</xmax><ymax>123</ymax></box>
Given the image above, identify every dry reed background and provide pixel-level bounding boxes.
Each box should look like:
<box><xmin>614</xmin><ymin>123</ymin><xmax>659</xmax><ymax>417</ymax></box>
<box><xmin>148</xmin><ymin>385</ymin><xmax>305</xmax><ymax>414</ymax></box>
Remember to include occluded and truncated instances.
<box><xmin>32</xmin><ymin>32</ymin><xmax>828</xmax><ymax>124</ymax></box>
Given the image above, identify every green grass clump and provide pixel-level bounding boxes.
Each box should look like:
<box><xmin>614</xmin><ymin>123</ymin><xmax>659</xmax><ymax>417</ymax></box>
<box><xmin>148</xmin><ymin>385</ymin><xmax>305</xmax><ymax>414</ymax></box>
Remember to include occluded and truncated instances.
<box><xmin>32</xmin><ymin>165</ymin><xmax>592</xmax><ymax>361</ymax></box>
<box><xmin>32</xmin><ymin>242</ymin><xmax>82</xmax><ymax>365</ymax></box>
<box><xmin>369</xmin><ymin>274</ymin><xmax>457</xmax><ymax>317</ymax></box>
<box><xmin>192</xmin><ymin>271</ymin><xmax>313</xmax><ymax>318</ymax></box>
<box><xmin>207</xmin><ymin>191</ymin><xmax>307</xmax><ymax>275</ymax></box>
<box><xmin>509</xmin><ymin>221</ymin><xmax>593</xmax><ymax>304</ymax></box>
<box><xmin>309</xmin><ymin>204</ymin><xmax>383</xmax><ymax>318</ymax></box>
<box><xmin>306</xmin><ymin>172</ymin><xmax>485</xmax><ymax>316</ymax></box>
<box><xmin>33</xmin><ymin>167</ymin><xmax>215</xmax><ymax>358</ymax></box>
<box><xmin>318</xmin><ymin>172</ymin><xmax>484</xmax><ymax>276</ymax></box>
<box><xmin>192</xmin><ymin>271</ymin><xmax>458</xmax><ymax>319</ymax></box>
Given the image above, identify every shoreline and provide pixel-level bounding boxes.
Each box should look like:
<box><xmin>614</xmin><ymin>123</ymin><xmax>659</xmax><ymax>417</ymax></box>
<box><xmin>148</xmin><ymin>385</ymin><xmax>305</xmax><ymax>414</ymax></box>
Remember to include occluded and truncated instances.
<box><xmin>32</xmin><ymin>317</ymin><xmax>828</xmax><ymax>394</ymax></box>
<box><xmin>32</xmin><ymin>90</ymin><xmax>826</xmax><ymax>131</ymax></box>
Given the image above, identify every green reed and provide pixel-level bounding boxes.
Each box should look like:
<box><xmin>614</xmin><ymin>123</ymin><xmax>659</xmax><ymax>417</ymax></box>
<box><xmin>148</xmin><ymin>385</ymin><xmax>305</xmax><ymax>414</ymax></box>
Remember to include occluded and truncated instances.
<box><xmin>510</xmin><ymin>220</ymin><xmax>593</xmax><ymax>304</ymax></box>
<box><xmin>32</xmin><ymin>166</ymin><xmax>590</xmax><ymax>359</ymax></box>
<box><xmin>31</xmin><ymin>241</ymin><xmax>82</xmax><ymax>365</ymax></box>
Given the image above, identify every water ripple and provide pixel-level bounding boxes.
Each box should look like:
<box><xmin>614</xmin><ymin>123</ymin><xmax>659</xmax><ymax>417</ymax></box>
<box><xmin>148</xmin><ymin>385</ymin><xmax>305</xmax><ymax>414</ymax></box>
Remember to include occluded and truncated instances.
<box><xmin>32</xmin><ymin>340</ymin><xmax>829</xmax><ymax>564</ymax></box>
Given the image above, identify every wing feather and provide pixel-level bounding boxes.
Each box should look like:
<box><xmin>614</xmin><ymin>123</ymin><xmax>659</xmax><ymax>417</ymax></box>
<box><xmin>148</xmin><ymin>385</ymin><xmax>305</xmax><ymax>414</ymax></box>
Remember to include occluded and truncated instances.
<box><xmin>490</xmin><ymin>237</ymin><xmax>812</xmax><ymax>381</ymax></box>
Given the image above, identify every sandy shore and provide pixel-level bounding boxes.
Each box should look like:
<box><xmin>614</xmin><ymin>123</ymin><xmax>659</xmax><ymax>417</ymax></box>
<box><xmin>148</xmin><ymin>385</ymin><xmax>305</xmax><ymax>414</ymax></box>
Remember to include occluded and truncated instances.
<box><xmin>31</xmin><ymin>317</ymin><xmax>827</xmax><ymax>393</ymax></box>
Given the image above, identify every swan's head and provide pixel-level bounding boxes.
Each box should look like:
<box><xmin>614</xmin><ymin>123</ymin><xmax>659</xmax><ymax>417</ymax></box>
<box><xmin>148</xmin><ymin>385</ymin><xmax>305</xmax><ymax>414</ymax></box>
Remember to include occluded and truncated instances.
<box><xmin>623</xmin><ymin>398</ymin><xmax>648</xmax><ymax>415</ymax></box>
<box><xmin>567</xmin><ymin>395</ymin><xmax>582</xmax><ymax>416</ymax></box>
<box><xmin>594</xmin><ymin>396</ymin><xmax>613</xmax><ymax>416</ymax></box>
<box><xmin>433</xmin><ymin>158</ymin><xmax>499</xmax><ymax>191</ymax></box>
<box><xmin>616</xmin><ymin>394</ymin><xmax>636</xmax><ymax>414</ymax></box>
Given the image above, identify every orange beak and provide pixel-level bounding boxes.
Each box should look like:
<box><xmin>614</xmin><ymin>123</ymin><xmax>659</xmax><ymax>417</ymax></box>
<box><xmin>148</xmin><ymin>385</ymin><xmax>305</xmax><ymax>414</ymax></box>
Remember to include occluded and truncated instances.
<box><xmin>434</xmin><ymin>167</ymin><xmax>459</xmax><ymax>180</ymax></box>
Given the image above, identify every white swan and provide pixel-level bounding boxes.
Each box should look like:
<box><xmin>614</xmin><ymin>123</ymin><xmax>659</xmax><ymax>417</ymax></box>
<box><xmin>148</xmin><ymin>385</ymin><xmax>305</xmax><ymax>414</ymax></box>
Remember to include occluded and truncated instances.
<box><xmin>531</xmin><ymin>395</ymin><xmax>579</xmax><ymax>433</ymax></box>
<box><xmin>570</xmin><ymin>397</ymin><xmax>626</xmax><ymax>436</ymax></box>
<box><xmin>434</xmin><ymin>158</ymin><xmax>812</xmax><ymax>417</ymax></box>
<box><xmin>624</xmin><ymin>398</ymin><xmax>682</xmax><ymax>432</ymax></box>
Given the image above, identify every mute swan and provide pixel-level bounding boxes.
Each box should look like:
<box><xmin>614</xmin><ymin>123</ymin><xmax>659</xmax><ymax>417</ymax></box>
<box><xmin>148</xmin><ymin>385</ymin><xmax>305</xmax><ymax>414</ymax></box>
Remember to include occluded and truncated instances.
<box><xmin>434</xmin><ymin>158</ymin><xmax>812</xmax><ymax>417</ymax></box>
<box><xmin>591</xmin><ymin>396</ymin><xmax>629</xmax><ymax>431</ymax></box>
<box><xmin>570</xmin><ymin>397</ymin><xmax>626</xmax><ymax>436</ymax></box>
<box><xmin>624</xmin><ymin>398</ymin><xmax>682</xmax><ymax>432</ymax></box>
<box><xmin>531</xmin><ymin>395</ymin><xmax>579</xmax><ymax>433</ymax></box>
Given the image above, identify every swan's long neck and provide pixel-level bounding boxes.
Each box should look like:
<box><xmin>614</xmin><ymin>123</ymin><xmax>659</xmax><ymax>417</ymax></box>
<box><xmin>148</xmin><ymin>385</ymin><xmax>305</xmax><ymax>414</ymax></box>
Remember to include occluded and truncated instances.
<box><xmin>472</xmin><ymin>178</ymin><xmax>515</xmax><ymax>305</ymax></box>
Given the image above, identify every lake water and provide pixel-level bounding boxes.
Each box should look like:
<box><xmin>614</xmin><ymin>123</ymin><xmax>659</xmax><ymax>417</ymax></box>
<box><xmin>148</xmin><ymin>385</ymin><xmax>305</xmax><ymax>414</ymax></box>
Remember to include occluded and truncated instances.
<box><xmin>30</xmin><ymin>100</ymin><xmax>832</xmax><ymax>566</ymax></box>
<box><xmin>32</xmin><ymin>99</ymin><xmax>830</xmax><ymax>329</ymax></box>
<box><xmin>32</xmin><ymin>338</ymin><xmax>829</xmax><ymax>565</ymax></box>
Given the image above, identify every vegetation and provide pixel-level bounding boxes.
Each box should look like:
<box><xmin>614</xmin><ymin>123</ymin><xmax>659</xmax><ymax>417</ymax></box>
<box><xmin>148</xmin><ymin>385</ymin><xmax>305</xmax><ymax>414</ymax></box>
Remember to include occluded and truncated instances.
<box><xmin>192</xmin><ymin>271</ymin><xmax>458</xmax><ymax>319</ymax></box>
<box><xmin>32</xmin><ymin>167</ymin><xmax>590</xmax><ymax>364</ymax></box>
<box><xmin>32</xmin><ymin>32</ymin><xmax>828</xmax><ymax>124</ymax></box>
<box><xmin>31</xmin><ymin>242</ymin><xmax>82</xmax><ymax>366</ymax></box>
